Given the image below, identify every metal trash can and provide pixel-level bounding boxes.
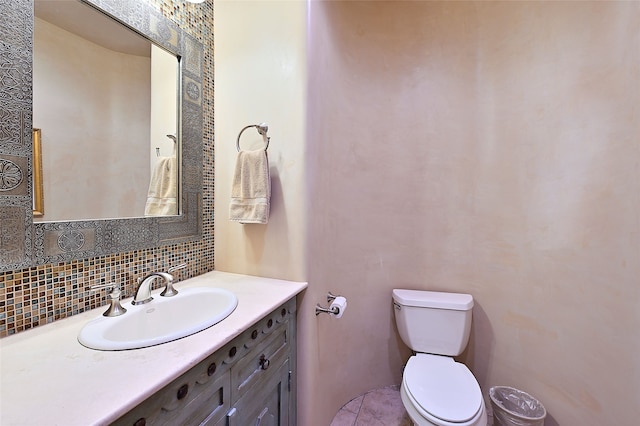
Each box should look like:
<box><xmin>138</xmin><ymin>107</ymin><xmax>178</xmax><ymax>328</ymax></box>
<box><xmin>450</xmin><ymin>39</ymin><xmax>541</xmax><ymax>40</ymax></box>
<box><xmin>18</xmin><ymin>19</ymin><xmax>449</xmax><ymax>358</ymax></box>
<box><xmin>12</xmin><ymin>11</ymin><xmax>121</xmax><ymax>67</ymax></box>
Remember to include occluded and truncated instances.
<box><xmin>489</xmin><ymin>386</ymin><xmax>547</xmax><ymax>426</ymax></box>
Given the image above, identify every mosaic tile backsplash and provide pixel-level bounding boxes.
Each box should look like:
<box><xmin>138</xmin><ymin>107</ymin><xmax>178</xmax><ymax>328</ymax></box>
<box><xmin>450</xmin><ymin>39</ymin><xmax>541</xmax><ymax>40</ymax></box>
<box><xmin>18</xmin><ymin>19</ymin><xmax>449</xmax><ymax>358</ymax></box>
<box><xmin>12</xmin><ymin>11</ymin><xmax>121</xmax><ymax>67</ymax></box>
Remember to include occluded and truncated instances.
<box><xmin>0</xmin><ymin>0</ymin><xmax>215</xmax><ymax>337</ymax></box>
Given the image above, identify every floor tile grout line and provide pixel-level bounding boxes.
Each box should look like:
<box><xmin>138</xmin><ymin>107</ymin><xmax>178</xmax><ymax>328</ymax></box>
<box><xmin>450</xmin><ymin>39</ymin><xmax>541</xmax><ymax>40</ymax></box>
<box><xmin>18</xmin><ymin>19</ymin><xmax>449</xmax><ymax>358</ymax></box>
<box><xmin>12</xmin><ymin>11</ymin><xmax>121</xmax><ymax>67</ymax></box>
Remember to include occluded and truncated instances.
<box><xmin>331</xmin><ymin>385</ymin><xmax>411</xmax><ymax>426</ymax></box>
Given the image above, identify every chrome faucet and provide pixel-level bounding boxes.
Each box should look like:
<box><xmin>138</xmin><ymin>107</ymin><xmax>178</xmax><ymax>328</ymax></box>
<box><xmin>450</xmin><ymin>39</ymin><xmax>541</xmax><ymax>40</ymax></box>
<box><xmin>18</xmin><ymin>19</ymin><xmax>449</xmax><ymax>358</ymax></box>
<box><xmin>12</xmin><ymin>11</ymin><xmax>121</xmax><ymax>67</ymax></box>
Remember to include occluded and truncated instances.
<box><xmin>132</xmin><ymin>263</ymin><xmax>187</xmax><ymax>306</ymax></box>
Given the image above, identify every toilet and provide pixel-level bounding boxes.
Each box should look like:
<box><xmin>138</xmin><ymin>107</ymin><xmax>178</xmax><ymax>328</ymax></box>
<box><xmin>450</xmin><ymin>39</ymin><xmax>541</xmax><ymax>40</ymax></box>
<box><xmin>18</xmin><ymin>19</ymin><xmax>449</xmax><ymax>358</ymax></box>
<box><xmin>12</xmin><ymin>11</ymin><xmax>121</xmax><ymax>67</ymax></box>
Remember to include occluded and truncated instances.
<box><xmin>393</xmin><ymin>289</ymin><xmax>487</xmax><ymax>426</ymax></box>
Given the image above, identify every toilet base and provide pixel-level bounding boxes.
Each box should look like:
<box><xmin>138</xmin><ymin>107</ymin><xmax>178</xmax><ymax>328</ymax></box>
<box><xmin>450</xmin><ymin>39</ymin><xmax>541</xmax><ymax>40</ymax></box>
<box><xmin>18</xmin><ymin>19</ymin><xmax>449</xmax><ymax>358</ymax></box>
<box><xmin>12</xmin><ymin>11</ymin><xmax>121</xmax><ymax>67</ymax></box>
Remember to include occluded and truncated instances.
<box><xmin>400</xmin><ymin>382</ymin><xmax>488</xmax><ymax>426</ymax></box>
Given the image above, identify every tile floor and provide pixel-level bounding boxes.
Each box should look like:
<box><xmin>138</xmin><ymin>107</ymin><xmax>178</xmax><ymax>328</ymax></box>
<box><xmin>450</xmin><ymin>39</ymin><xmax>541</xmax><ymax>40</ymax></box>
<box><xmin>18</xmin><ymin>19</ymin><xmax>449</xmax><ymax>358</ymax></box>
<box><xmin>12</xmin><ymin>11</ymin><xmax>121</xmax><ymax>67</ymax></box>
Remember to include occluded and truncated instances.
<box><xmin>330</xmin><ymin>385</ymin><xmax>495</xmax><ymax>426</ymax></box>
<box><xmin>330</xmin><ymin>385</ymin><xmax>412</xmax><ymax>426</ymax></box>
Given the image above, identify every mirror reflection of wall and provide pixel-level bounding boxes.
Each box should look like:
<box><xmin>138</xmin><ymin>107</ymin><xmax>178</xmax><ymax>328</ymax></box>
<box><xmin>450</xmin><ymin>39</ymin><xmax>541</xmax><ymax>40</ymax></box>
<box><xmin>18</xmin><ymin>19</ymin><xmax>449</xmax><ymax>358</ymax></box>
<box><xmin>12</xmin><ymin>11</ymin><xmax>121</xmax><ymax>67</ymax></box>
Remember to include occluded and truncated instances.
<box><xmin>151</xmin><ymin>45</ymin><xmax>178</xmax><ymax>164</ymax></box>
<box><xmin>147</xmin><ymin>45</ymin><xmax>179</xmax><ymax>217</ymax></box>
<box><xmin>32</xmin><ymin>0</ymin><xmax>178</xmax><ymax>222</ymax></box>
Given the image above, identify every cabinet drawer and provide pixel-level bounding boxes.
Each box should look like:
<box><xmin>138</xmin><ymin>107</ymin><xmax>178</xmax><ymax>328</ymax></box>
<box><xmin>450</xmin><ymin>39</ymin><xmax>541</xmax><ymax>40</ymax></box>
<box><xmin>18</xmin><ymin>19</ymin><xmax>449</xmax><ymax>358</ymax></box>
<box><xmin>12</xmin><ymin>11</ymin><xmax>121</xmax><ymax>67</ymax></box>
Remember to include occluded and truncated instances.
<box><xmin>231</xmin><ymin>323</ymin><xmax>289</xmax><ymax>399</ymax></box>
<box><xmin>114</xmin><ymin>352</ymin><xmax>231</xmax><ymax>426</ymax></box>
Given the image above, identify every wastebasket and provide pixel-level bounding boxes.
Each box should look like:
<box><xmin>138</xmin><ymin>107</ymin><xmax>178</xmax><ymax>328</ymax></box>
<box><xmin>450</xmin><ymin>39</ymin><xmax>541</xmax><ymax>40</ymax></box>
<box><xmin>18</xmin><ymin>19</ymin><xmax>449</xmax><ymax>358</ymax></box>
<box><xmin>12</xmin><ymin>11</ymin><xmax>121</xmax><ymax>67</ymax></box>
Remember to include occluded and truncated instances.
<box><xmin>489</xmin><ymin>386</ymin><xmax>547</xmax><ymax>426</ymax></box>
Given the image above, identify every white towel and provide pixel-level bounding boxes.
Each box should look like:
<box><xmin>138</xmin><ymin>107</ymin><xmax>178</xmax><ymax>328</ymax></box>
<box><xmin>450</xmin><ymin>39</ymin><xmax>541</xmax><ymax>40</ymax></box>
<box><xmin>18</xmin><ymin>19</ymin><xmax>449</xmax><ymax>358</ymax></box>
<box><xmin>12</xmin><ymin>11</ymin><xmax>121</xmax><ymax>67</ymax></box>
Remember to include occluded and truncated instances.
<box><xmin>144</xmin><ymin>156</ymin><xmax>177</xmax><ymax>216</ymax></box>
<box><xmin>229</xmin><ymin>149</ymin><xmax>270</xmax><ymax>224</ymax></box>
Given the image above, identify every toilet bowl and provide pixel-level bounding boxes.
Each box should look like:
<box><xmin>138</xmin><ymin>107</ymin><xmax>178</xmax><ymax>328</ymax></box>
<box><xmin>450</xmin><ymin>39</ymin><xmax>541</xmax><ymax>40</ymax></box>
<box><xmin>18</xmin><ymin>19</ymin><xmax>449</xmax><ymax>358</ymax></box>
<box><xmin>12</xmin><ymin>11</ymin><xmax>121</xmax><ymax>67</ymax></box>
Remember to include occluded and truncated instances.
<box><xmin>400</xmin><ymin>354</ymin><xmax>487</xmax><ymax>426</ymax></box>
<box><xmin>392</xmin><ymin>289</ymin><xmax>487</xmax><ymax>426</ymax></box>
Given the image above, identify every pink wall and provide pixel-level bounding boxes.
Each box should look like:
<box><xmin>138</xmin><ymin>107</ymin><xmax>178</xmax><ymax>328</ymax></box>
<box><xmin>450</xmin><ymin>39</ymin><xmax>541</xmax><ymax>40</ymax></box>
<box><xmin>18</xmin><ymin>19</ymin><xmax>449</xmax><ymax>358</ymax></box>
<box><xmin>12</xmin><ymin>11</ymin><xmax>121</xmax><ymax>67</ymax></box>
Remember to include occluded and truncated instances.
<box><xmin>302</xmin><ymin>1</ymin><xmax>639</xmax><ymax>425</ymax></box>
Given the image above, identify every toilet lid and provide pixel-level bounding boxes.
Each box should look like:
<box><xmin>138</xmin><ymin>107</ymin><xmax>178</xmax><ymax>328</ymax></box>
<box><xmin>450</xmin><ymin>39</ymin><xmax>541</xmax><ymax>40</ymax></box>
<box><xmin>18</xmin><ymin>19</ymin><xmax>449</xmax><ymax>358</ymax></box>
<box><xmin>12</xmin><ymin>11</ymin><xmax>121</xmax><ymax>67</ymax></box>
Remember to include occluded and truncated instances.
<box><xmin>404</xmin><ymin>354</ymin><xmax>482</xmax><ymax>423</ymax></box>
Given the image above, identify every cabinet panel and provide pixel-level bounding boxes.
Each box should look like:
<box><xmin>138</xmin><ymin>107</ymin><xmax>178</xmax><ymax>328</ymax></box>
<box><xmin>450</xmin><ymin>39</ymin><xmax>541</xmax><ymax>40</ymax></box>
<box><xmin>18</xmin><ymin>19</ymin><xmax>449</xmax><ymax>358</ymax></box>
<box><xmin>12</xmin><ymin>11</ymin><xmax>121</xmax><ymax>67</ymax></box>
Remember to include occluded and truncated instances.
<box><xmin>229</xmin><ymin>358</ymin><xmax>290</xmax><ymax>426</ymax></box>
<box><xmin>114</xmin><ymin>369</ymin><xmax>230</xmax><ymax>426</ymax></box>
<box><xmin>208</xmin><ymin>414</ymin><xmax>229</xmax><ymax>426</ymax></box>
<box><xmin>231</xmin><ymin>325</ymin><xmax>288</xmax><ymax>398</ymax></box>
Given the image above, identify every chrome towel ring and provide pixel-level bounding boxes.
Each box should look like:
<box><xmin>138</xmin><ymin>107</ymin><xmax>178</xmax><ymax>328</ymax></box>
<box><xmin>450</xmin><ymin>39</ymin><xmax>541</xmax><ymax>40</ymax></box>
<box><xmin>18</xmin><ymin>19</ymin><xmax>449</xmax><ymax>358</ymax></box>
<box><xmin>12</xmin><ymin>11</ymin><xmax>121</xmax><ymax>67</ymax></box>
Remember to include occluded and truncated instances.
<box><xmin>236</xmin><ymin>123</ymin><xmax>270</xmax><ymax>152</ymax></box>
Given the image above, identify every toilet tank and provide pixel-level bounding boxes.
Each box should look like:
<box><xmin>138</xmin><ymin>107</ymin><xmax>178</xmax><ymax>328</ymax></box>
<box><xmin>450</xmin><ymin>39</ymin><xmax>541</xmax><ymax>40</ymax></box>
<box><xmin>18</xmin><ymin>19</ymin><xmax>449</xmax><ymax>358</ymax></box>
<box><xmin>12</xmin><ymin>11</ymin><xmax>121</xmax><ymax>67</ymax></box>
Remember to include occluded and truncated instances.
<box><xmin>392</xmin><ymin>289</ymin><xmax>474</xmax><ymax>356</ymax></box>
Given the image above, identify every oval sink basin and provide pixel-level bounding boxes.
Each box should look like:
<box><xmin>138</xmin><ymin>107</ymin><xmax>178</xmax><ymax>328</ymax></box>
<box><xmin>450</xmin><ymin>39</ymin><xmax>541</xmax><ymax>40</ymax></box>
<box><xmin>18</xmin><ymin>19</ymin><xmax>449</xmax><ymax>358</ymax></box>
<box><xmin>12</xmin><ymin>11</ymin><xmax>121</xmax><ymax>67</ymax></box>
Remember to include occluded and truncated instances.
<box><xmin>78</xmin><ymin>287</ymin><xmax>237</xmax><ymax>350</ymax></box>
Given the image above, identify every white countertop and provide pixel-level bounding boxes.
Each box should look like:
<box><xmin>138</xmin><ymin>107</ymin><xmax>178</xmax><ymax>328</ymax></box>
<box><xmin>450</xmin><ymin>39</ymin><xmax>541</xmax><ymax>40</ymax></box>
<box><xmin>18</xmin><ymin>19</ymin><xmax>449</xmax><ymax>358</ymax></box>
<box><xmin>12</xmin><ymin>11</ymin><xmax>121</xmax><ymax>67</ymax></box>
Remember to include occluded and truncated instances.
<box><xmin>0</xmin><ymin>271</ymin><xmax>307</xmax><ymax>426</ymax></box>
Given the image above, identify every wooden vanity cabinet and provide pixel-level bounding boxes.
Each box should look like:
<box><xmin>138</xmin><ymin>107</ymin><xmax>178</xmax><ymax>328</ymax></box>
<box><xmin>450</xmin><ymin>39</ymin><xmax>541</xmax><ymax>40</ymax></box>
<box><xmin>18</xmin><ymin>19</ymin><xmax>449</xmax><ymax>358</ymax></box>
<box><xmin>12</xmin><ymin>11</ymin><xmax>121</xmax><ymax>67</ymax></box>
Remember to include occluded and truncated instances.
<box><xmin>113</xmin><ymin>298</ymin><xmax>297</xmax><ymax>426</ymax></box>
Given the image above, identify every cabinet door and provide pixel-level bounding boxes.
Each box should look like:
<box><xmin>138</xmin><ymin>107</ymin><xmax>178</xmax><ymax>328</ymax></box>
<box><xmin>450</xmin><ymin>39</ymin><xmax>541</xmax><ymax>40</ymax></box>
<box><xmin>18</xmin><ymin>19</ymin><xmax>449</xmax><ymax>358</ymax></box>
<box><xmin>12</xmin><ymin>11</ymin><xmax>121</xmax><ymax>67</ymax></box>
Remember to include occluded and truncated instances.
<box><xmin>228</xmin><ymin>358</ymin><xmax>290</xmax><ymax>426</ymax></box>
<box><xmin>204</xmin><ymin>409</ymin><xmax>230</xmax><ymax>426</ymax></box>
<box><xmin>113</xmin><ymin>363</ymin><xmax>230</xmax><ymax>426</ymax></box>
<box><xmin>231</xmin><ymin>323</ymin><xmax>289</xmax><ymax>399</ymax></box>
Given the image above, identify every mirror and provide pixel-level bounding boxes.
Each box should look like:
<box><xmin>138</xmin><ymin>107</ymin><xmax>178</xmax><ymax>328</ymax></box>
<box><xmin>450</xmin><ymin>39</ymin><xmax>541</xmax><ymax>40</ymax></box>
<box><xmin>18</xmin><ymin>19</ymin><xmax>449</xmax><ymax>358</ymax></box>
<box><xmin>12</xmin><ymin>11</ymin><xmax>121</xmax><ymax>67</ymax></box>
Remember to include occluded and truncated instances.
<box><xmin>34</xmin><ymin>0</ymin><xmax>179</xmax><ymax>221</ymax></box>
<box><xmin>0</xmin><ymin>0</ymin><xmax>203</xmax><ymax>271</ymax></box>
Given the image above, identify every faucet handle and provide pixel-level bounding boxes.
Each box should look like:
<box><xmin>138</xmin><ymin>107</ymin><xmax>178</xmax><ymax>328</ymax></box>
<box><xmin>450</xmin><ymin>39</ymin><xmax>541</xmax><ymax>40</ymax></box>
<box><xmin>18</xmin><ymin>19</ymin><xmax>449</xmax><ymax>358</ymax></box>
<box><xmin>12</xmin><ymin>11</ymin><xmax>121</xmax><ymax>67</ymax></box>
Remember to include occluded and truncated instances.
<box><xmin>90</xmin><ymin>283</ymin><xmax>127</xmax><ymax>317</ymax></box>
<box><xmin>161</xmin><ymin>272</ymin><xmax>179</xmax><ymax>298</ymax></box>
<box><xmin>167</xmin><ymin>262</ymin><xmax>187</xmax><ymax>274</ymax></box>
<box><xmin>91</xmin><ymin>283</ymin><xmax>122</xmax><ymax>297</ymax></box>
<box><xmin>161</xmin><ymin>263</ymin><xmax>186</xmax><ymax>298</ymax></box>
<box><xmin>90</xmin><ymin>282</ymin><xmax>116</xmax><ymax>291</ymax></box>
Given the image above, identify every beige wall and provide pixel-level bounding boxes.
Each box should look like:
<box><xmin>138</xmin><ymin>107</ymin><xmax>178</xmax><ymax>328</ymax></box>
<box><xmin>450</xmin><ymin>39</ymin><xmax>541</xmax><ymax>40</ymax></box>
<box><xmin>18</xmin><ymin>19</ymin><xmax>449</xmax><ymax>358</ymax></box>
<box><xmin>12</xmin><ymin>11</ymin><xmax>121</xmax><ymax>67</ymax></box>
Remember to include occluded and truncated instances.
<box><xmin>214</xmin><ymin>0</ymin><xmax>307</xmax><ymax>282</ymax></box>
<box><xmin>216</xmin><ymin>1</ymin><xmax>640</xmax><ymax>425</ymax></box>
<box><xmin>33</xmin><ymin>18</ymin><xmax>151</xmax><ymax>221</ymax></box>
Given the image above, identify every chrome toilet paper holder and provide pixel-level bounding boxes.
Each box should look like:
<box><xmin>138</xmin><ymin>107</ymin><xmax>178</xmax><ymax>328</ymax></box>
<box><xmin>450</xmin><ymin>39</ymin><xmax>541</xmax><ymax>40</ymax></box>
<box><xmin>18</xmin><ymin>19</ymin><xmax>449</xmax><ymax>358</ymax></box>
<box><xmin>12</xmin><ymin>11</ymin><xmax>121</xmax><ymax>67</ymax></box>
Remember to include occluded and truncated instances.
<box><xmin>315</xmin><ymin>292</ymin><xmax>342</xmax><ymax>316</ymax></box>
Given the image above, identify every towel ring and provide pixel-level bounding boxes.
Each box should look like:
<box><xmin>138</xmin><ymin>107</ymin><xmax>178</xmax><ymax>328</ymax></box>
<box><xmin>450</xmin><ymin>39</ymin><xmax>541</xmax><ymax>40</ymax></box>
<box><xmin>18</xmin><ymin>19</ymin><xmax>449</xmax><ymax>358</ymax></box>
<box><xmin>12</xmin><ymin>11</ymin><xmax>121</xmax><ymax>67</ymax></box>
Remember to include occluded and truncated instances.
<box><xmin>236</xmin><ymin>123</ymin><xmax>270</xmax><ymax>152</ymax></box>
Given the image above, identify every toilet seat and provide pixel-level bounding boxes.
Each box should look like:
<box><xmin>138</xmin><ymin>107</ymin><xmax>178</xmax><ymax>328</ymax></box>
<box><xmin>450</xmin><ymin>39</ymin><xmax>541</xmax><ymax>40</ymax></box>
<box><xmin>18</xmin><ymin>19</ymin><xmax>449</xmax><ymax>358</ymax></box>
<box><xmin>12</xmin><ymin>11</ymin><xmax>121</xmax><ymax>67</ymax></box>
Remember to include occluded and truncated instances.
<box><xmin>403</xmin><ymin>354</ymin><xmax>483</xmax><ymax>424</ymax></box>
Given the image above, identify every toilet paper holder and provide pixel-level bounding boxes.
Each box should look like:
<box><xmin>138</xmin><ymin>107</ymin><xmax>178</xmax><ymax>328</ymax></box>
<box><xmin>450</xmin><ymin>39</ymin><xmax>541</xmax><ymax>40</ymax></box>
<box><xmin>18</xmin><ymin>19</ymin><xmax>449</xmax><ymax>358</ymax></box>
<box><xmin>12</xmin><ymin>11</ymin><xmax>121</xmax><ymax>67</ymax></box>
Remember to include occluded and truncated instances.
<box><xmin>315</xmin><ymin>292</ymin><xmax>344</xmax><ymax>316</ymax></box>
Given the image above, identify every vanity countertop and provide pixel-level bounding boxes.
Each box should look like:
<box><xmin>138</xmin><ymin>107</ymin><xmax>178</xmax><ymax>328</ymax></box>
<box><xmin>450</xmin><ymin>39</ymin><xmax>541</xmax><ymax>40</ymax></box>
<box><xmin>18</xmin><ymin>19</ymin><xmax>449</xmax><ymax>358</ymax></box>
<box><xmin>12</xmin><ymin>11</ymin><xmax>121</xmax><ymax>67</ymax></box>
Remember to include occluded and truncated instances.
<box><xmin>0</xmin><ymin>271</ymin><xmax>307</xmax><ymax>426</ymax></box>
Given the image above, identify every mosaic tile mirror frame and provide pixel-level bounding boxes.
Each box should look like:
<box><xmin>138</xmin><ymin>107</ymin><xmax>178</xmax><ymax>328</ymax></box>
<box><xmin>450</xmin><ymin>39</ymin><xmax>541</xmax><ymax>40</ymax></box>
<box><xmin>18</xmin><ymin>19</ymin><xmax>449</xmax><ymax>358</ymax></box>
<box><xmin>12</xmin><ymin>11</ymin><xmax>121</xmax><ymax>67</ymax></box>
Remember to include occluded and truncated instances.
<box><xmin>0</xmin><ymin>0</ymin><xmax>203</xmax><ymax>272</ymax></box>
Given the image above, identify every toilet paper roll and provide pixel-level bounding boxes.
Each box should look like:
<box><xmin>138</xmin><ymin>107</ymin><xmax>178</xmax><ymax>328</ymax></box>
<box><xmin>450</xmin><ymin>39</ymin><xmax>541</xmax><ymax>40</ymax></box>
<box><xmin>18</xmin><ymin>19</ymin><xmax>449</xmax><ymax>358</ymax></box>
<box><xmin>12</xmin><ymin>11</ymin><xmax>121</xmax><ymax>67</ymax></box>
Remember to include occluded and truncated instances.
<box><xmin>329</xmin><ymin>296</ymin><xmax>347</xmax><ymax>319</ymax></box>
